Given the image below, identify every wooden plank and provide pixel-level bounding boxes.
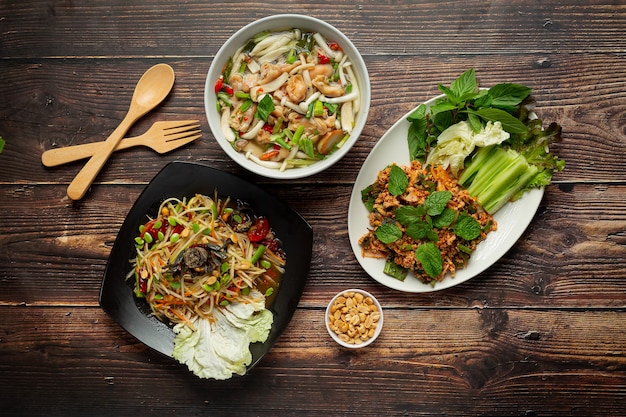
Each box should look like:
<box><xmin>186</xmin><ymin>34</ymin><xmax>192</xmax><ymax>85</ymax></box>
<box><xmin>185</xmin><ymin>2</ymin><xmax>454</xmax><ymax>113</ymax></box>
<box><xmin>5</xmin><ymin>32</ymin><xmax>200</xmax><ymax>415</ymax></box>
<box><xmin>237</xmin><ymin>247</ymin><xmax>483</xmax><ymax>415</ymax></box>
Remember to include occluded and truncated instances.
<box><xmin>1</xmin><ymin>1</ymin><xmax>626</xmax><ymax>57</ymax></box>
<box><xmin>1</xmin><ymin>306</ymin><xmax>625</xmax><ymax>416</ymax></box>
<box><xmin>1</xmin><ymin>54</ymin><xmax>625</xmax><ymax>184</ymax></box>
<box><xmin>1</xmin><ymin>183</ymin><xmax>625</xmax><ymax>308</ymax></box>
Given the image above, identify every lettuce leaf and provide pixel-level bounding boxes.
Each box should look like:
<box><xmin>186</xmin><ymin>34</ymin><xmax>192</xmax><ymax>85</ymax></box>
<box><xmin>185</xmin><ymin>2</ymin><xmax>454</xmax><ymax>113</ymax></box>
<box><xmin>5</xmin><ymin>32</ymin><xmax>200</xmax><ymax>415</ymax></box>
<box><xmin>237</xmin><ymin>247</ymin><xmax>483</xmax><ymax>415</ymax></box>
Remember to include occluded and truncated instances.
<box><xmin>172</xmin><ymin>290</ymin><xmax>273</xmax><ymax>380</ymax></box>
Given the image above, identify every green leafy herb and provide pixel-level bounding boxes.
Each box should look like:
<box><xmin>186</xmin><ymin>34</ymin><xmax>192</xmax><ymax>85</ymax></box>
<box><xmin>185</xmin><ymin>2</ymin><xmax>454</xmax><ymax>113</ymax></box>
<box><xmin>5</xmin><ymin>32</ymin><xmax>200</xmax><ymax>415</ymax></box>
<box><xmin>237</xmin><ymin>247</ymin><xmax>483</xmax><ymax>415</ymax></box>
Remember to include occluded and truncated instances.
<box><xmin>432</xmin><ymin>207</ymin><xmax>456</xmax><ymax>228</ymax></box>
<box><xmin>406</xmin><ymin>221</ymin><xmax>438</xmax><ymax>242</ymax></box>
<box><xmin>256</xmin><ymin>94</ymin><xmax>275</xmax><ymax>122</ymax></box>
<box><xmin>415</xmin><ymin>242</ymin><xmax>443</xmax><ymax>278</ymax></box>
<box><xmin>375</xmin><ymin>222</ymin><xmax>402</xmax><ymax>244</ymax></box>
<box><xmin>452</xmin><ymin>213</ymin><xmax>482</xmax><ymax>240</ymax></box>
<box><xmin>388</xmin><ymin>165</ymin><xmax>408</xmax><ymax>196</ymax></box>
<box><xmin>395</xmin><ymin>205</ymin><xmax>426</xmax><ymax>225</ymax></box>
<box><xmin>406</xmin><ymin>68</ymin><xmax>564</xmax><ymax>214</ymax></box>
<box><xmin>424</xmin><ymin>190</ymin><xmax>452</xmax><ymax>216</ymax></box>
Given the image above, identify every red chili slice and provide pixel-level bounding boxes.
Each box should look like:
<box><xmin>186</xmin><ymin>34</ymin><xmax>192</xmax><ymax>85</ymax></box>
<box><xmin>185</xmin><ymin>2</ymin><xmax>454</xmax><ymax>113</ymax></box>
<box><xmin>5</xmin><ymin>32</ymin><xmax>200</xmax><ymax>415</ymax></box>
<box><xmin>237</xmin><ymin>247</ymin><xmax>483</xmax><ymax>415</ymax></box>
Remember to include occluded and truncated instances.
<box><xmin>247</xmin><ymin>217</ymin><xmax>270</xmax><ymax>242</ymax></box>
<box><xmin>214</xmin><ymin>76</ymin><xmax>224</xmax><ymax>93</ymax></box>
<box><xmin>318</xmin><ymin>53</ymin><xmax>330</xmax><ymax>64</ymax></box>
<box><xmin>328</xmin><ymin>41</ymin><xmax>341</xmax><ymax>51</ymax></box>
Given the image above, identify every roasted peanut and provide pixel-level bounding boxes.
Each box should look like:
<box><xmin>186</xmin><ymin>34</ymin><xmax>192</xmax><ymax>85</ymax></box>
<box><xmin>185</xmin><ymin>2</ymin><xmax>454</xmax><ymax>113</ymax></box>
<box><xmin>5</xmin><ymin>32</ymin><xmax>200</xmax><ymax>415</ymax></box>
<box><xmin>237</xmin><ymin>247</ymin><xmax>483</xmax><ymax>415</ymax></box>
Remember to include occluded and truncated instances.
<box><xmin>328</xmin><ymin>291</ymin><xmax>381</xmax><ymax>346</ymax></box>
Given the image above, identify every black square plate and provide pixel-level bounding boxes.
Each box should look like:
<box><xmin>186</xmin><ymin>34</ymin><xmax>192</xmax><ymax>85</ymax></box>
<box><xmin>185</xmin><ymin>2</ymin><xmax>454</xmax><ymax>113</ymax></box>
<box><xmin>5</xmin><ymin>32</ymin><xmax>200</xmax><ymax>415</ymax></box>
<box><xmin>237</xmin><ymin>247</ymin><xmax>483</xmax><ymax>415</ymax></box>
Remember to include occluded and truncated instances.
<box><xmin>99</xmin><ymin>161</ymin><xmax>313</xmax><ymax>374</ymax></box>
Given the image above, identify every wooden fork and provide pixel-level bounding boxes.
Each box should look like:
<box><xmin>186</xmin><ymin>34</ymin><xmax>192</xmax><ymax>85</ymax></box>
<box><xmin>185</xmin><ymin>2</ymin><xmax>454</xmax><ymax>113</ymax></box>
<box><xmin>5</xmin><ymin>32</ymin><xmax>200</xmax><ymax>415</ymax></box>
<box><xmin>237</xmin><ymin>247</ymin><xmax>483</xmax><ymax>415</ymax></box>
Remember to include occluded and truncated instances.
<box><xmin>41</xmin><ymin>120</ymin><xmax>201</xmax><ymax>167</ymax></box>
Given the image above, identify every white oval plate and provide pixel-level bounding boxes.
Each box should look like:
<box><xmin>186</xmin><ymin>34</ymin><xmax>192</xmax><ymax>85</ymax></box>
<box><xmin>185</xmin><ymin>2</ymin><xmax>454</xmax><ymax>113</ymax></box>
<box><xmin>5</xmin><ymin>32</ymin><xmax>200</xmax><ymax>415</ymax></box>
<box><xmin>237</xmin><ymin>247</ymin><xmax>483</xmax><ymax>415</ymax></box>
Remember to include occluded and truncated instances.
<box><xmin>348</xmin><ymin>96</ymin><xmax>543</xmax><ymax>292</ymax></box>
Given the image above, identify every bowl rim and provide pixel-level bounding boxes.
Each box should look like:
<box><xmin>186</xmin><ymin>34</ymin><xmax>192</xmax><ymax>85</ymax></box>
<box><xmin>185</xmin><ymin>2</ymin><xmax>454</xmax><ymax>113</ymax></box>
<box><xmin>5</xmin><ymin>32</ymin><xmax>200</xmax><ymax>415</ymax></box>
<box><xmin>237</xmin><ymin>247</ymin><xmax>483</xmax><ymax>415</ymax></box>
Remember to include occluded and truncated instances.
<box><xmin>325</xmin><ymin>288</ymin><xmax>383</xmax><ymax>348</ymax></box>
<box><xmin>204</xmin><ymin>13</ymin><xmax>371</xmax><ymax>179</ymax></box>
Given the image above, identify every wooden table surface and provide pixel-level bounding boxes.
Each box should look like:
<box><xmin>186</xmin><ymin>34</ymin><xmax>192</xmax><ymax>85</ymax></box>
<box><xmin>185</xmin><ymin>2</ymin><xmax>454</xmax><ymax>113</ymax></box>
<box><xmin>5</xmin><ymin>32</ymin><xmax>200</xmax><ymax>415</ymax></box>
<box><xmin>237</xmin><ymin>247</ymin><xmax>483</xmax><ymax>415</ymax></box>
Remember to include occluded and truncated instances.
<box><xmin>2</xmin><ymin>1</ymin><xmax>626</xmax><ymax>416</ymax></box>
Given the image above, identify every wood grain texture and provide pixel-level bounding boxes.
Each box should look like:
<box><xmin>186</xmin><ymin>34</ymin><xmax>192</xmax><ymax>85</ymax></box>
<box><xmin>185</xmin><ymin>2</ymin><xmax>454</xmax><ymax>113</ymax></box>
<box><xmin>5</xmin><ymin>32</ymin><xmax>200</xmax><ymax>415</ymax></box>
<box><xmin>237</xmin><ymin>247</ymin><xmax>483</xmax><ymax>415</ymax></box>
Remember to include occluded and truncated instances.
<box><xmin>1</xmin><ymin>0</ymin><xmax>626</xmax><ymax>416</ymax></box>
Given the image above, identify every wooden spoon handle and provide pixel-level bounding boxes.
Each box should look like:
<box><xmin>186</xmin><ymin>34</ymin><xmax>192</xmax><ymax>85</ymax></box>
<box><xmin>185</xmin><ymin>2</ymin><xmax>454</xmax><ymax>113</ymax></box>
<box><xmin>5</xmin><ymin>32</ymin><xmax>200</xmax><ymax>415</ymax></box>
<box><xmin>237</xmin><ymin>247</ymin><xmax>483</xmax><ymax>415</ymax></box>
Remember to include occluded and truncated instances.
<box><xmin>42</xmin><ymin>135</ymin><xmax>142</xmax><ymax>167</ymax></box>
<box><xmin>66</xmin><ymin>115</ymin><xmax>135</xmax><ymax>200</ymax></box>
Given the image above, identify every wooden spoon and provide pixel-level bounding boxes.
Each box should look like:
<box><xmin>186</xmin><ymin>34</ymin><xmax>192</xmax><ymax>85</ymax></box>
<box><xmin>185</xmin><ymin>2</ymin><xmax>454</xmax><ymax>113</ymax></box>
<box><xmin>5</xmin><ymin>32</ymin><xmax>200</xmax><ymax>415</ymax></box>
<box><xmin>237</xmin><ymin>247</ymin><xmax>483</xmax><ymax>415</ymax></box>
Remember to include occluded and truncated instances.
<box><xmin>66</xmin><ymin>63</ymin><xmax>175</xmax><ymax>200</ymax></box>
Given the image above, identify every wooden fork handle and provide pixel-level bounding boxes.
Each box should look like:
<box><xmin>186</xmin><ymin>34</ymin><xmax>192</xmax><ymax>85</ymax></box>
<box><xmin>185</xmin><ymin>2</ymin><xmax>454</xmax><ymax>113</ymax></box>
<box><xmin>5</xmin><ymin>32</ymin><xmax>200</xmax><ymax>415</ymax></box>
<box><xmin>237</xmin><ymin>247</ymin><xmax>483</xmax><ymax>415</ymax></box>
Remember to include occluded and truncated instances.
<box><xmin>66</xmin><ymin>115</ymin><xmax>135</xmax><ymax>200</ymax></box>
<box><xmin>42</xmin><ymin>135</ymin><xmax>144</xmax><ymax>167</ymax></box>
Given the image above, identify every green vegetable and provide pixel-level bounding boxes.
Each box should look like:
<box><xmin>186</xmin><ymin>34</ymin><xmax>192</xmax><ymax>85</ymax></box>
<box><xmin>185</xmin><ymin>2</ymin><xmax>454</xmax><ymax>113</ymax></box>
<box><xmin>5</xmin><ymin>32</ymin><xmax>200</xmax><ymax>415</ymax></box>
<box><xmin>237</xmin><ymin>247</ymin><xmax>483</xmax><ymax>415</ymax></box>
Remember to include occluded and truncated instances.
<box><xmin>388</xmin><ymin>165</ymin><xmax>408</xmax><ymax>196</ymax></box>
<box><xmin>255</xmin><ymin>95</ymin><xmax>275</xmax><ymax>122</ymax></box>
<box><xmin>407</xmin><ymin>68</ymin><xmax>564</xmax><ymax>214</ymax></box>
<box><xmin>383</xmin><ymin>260</ymin><xmax>408</xmax><ymax>281</ymax></box>
<box><xmin>291</xmin><ymin>125</ymin><xmax>305</xmax><ymax>145</ymax></box>
<box><xmin>251</xmin><ymin>244</ymin><xmax>267</xmax><ymax>264</ymax></box>
<box><xmin>459</xmin><ymin>145</ymin><xmax>537</xmax><ymax>213</ymax></box>
<box><xmin>452</xmin><ymin>213</ymin><xmax>482</xmax><ymax>241</ymax></box>
<box><xmin>424</xmin><ymin>191</ymin><xmax>452</xmax><ymax>216</ymax></box>
<box><xmin>395</xmin><ymin>205</ymin><xmax>426</xmax><ymax>225</ymax></box>
<box><xmin>172</xmin><ymin>292</ymin><xmax>273</xmax><ymax>380</ymax></box>
<box><xmin>415</xmin><ymin>242</ymin><xmax>443</xmax><ymax>278</ymax></box>
<box><xmin>375</xmin><ymin>222</ymin><xmax>402</xmax><ymax>244</ymax></box>
<box><xmin>0</xmin><ymin>136</ymin><xmax>5</xmax><ymax>153</ymax></box>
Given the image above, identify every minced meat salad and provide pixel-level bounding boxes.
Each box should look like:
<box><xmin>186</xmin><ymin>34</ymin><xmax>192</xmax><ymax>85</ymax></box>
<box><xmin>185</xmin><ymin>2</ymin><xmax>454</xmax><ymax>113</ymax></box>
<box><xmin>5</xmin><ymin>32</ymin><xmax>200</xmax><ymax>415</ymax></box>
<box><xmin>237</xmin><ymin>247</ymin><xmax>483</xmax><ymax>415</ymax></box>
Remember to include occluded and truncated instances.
<box><xmin>359</xmin><ymin>161</ymin><xmax>496</xmax><ymax>284</ymax></box>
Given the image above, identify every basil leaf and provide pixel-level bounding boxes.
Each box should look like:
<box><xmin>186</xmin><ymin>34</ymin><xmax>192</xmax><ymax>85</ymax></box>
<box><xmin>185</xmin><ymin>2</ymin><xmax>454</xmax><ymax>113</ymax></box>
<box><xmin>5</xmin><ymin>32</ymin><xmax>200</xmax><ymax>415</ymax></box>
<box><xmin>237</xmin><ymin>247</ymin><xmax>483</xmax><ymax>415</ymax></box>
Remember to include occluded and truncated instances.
<box><xmin>256</xmin><ymin>94</ymin><xmax>275</xmax><ymax>122</ymax></box>
<box><xmin>424</xmin><ymin>190</ymin><xmax>452</xmax><ymax>216</ymax></box>
<box><xmin>487</xmin><ymin>83</ymin><xmax>532</xmax><ymax>108</ymax></box>
<box><xmin>407</xmin><ymin>115</ymin><xmax>428</xmax><ymax>161</ymax></box>
<box><xmin>450</xmin><ymin>68</ymin><xmax>477</xmax><ymax>101</ymax></box>
<box><xmin>415</xmin><ymin>242</ymin><xmax>443</xmax><ymax>278</ymax></box>
<box><xmin>406</xmin><ymin>103</ymin><xmax>427</xmax><ymax>122</ymax></box>
<box><xmin>453</xmin><ymin>213</ymin><xmax>481</xmax><ymax>240</ymax></box>
<box><xmin>395</xmin><ymin>205</ymin><xmax>425</xmax><ymax>225</ymax></box>
<box><xmin>388</xmin><ymin>165</ymin><xmax>408</xmax><ymax>196</ymax></box>
<box><xmin>429</xmin><ymin>101</ymin><xmax>457</xmax><ymax>116</ymax></box>
<box><xmin>375</xmin><ymin>223</ymin><xmax>402</xmax><ymax>244</ymax></box>
<box><xmin>471</xmin><ymin>108</ymin><xmax>528</xmax><ymax>134</ymax></box>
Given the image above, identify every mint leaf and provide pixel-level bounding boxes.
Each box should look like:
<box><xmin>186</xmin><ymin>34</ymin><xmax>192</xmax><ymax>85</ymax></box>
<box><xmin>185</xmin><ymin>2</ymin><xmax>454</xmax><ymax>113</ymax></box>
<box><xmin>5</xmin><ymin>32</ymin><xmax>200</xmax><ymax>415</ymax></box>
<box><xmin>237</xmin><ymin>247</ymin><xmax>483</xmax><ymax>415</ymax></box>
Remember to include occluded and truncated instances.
<box><xmin>388</xmin><ymin>165</ymin><xmax>408</xmax><ymax>196</ymax></box>
<box><xmin>415</xmin><ymin>242</ymin><xmax>443</xmax><ymax>278</ymax></box>
<box><xmin>453</xmin><ymin>213</ymin><xmax>481</xmax><ymax>240</ymax></box>
<box><xmin>375</xmin><ymin>223</ymin><xmax>402</xmax><ymax>244</ymax></box>
<box><xmin>424</xmin><ymin>190</ymin><xmax>452</xmax><ymax>216</ymax></box>
<box><xmin>395</xmin><ymin>205</ymin><xmax>425</xmax><ymax>225</ymax></box>
<box><xmin>406</xmin><ymin>221</ymin><xmax>433</xmax><ymax>240</ymax></box>
<box><xmin>432</xmin><ymin>207</ymin><xmax>456</xmax><ymax>228</ymax></box>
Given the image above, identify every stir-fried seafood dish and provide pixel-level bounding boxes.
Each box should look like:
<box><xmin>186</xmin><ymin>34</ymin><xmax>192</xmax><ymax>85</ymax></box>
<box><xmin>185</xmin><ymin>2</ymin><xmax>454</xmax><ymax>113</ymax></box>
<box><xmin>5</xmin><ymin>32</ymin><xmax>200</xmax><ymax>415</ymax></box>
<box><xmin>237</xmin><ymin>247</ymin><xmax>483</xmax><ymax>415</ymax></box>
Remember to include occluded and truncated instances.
<box><xmin>215</xmin><ymin>28</ymin><xmax>362</xmax><ymax>171</ymax></box>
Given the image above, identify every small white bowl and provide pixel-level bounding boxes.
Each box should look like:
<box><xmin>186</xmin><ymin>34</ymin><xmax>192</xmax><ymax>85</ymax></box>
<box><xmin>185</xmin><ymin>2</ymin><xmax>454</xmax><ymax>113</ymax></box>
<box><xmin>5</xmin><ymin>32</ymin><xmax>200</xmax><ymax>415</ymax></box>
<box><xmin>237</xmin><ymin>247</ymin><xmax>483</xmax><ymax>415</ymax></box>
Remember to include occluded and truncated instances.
<box><xmin>204</xmin><ymin>14</ymin><xmax>371</xmax><ymax>179</ymax></box>
<box><xmin>325</xmin><ymin>289</ymin><xmax>383</xmax><ymax>348</ymax></box>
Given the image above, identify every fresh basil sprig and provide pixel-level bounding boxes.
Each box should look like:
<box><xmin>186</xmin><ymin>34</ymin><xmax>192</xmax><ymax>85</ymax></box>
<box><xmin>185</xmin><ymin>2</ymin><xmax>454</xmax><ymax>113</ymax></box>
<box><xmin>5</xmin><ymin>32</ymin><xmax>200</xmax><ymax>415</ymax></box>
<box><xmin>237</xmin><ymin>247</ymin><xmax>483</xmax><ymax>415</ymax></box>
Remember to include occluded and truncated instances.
<box><xmin>407</xmin><ymin>68</ymin><xmax>533</xmax><ymax>162</ymax></box>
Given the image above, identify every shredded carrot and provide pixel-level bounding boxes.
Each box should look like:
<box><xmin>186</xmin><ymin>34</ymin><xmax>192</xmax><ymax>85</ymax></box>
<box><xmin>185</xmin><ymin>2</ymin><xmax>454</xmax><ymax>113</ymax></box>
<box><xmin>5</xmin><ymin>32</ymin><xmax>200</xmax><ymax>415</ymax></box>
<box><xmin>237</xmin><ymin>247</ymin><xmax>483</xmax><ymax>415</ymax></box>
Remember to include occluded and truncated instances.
<box><xmin>260</xmin><ymin>150</ymin><xmax>279</xmax><ymax>160</ymax></box>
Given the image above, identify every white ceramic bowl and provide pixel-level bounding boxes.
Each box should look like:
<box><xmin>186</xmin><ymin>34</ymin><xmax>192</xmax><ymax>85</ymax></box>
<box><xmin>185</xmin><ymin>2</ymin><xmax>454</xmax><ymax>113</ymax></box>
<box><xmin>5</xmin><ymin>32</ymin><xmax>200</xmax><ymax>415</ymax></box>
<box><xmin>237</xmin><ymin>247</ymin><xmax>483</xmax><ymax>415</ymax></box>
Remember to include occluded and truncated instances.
<box><xmin>325</xmin><ymin>289</ymin><xmax>383</xmax><ymax>348</ymax></box>
<box><xmin>205</xmin><ymin>14</ymin><xmax>371</xmax><ymax>179</ymax></box>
